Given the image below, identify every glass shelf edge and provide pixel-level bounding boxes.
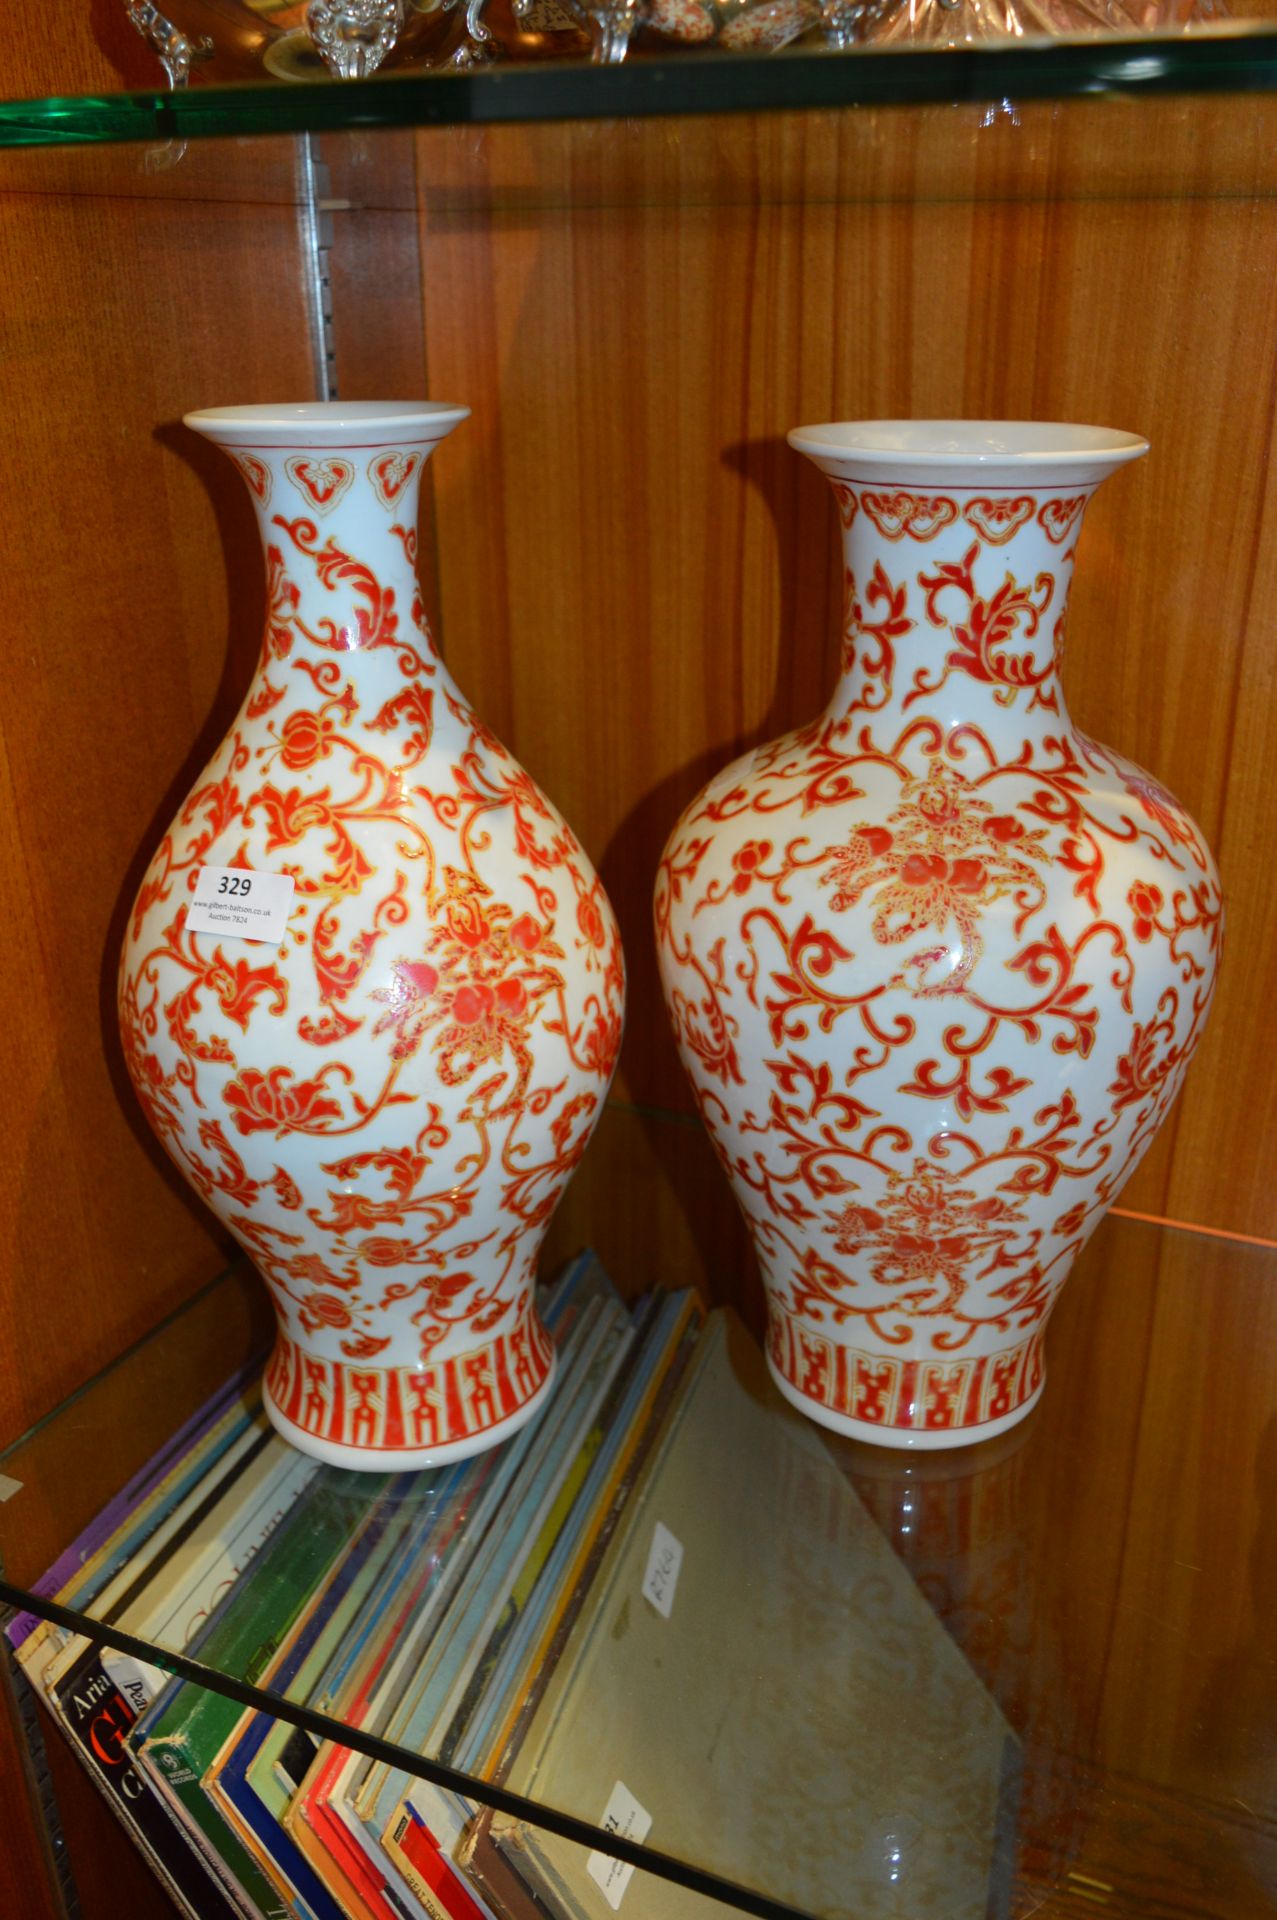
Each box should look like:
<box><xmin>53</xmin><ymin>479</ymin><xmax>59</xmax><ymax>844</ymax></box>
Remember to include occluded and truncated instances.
<box><xmin>0</xmin><ymin>1576</ymin><xmax>815</xmax><ymax>1920</ymax></box>
<box><xmin>0</xmin><ymin>1262</ymin><xmax>249</xmax><ymax>1471</ymax></box>
<box><xmin>6</xmin><ymin>31</ymin><xmax>1277</xmax><ymax>151</ymax></box>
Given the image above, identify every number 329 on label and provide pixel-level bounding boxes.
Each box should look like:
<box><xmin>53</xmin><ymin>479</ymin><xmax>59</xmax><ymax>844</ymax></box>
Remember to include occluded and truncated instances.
<box><xmin>185</xmin><ymin>867</ymin><xmax>297</xmax><ymax>945</ymax></box>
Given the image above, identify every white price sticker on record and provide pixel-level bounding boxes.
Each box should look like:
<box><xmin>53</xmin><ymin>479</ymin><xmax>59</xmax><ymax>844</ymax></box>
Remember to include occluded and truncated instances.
<box><xmin>587</xmin><ymin>1781</ymin><xmax>653</xmax><ymax>1911</ymax></box>
<box><xmin>641</xmin><ymin>1521</ymin><xmax>684</xmax><ymax>1620</ymax></box>
<box><xmin>186</xmin><ymin>867</ymin><xmax>296</xmax><ymax>945</ymax></box>
<box><xmin>101</xmin><ymin>1649</ymin><xmax>168</xmax><ymax>1716</ymax></box>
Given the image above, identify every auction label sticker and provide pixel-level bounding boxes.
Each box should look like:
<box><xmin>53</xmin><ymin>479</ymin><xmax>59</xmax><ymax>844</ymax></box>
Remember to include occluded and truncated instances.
<box><xmin>587</xmin><ymin>1781</ymin><xmax>653</xmax><ymax>1911</ymax></box>
<box><xmin>641</xmin><ymin>1521</ymin><xmax>684</xmax><ymax>1620</ymax></box>
<box><xmin>186</xmin><ymin>867</ymin><xmax>296</xmax><ymax>944</ymax></box>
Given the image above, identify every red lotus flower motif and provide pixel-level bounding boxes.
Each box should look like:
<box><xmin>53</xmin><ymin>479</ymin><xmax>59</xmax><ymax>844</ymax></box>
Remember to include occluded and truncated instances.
<box><xmin>223</xmin><ymin>1065</ymin><xmax>344</xmax><ymax>1138</ymax></box>
<box><xmin>577</xmin><ymin>894</ymin><xmax>607</xmax><ymax>949</ymax></box>
<box><xmin>278</xmin><ymin>708</ymin><xmax>336</xmax><ymax>770</ymax></box>
<box><xmin>299</xmin><ymin>1291</ymin><xmax>352</xmax><ymax>1331</ymax></box>
<box><xmin>359</xmin><ymin>1237</ymin><xmax>419</xmax><ymax>1267</ymax></box>
<box><xmin>1127</xmin><ymin>879</ymin><xmax>1165</xmax><ymax>944</ymax></box>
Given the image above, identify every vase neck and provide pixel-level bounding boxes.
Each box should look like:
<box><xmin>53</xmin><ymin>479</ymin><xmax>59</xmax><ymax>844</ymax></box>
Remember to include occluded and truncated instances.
<box><xmin>185</xmin><ymin>404</ymin><xmax>468</xmax><ymax>685</ymax></box>
<box><xmin>823</xmin><ymin>479</ymin><xmax>1094</xmax><ymax>749</ymax></box>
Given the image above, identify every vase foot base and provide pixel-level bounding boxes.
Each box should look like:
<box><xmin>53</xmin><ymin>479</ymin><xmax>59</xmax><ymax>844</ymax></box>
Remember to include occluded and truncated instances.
<box><xmin>262</xmin><ymin>1320</ymin><xmax>559</xmax><ymax>1471</ymax></box>
<box><xmin>765</xmin><ymin>1347</ymin><xmax>1045</xmax><ymax>1452</ymax></box>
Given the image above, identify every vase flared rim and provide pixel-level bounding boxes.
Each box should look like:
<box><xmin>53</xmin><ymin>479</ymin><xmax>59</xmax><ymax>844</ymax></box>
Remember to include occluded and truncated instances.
<box><xmin>787</xmin><ymin>420</ymin><xmax>1148</xmax><ymax>488</ymax></box>
<box><xmin>183</xmin><ymin>401</ymin><xmax>470</xmax><ymax>449</ymax></box>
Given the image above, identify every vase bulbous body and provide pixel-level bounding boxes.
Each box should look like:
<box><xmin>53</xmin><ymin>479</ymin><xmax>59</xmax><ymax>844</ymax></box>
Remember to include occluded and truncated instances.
<box><xmin>119</xmin><ymin>403</ymin><xmax>625</xmax><ymax>1470</ymax></box>
<box><xmin>656</xmin><ymin>422</ymin><xmax>1221</xmax><ymax>1449</ymax></box>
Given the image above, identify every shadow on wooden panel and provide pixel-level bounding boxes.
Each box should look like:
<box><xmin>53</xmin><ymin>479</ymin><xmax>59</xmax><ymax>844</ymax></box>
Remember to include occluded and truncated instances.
<box><xmin>403</xmin><ymin>118</ymin><xmax>1277</xmax><ymax>1240</ymax></box>
<box><xmin>1194</xmin><ymin>1409</ymin><xmax>1277</xmax><ymax>1828</ymax></box>
<box><xmin>542</xmin><ymin>1101</ymin><xmax>761</xmax><ymax>1329</ymax></box>
<box><xmin>573</xmin><ymin>434</ymin><xmax>842</xmax><ymax>1114</ymax></box>
<box><xmin>90</xmin><ymin>420</ymin><xmax>269</xmax><ymax>1247</ymax></box>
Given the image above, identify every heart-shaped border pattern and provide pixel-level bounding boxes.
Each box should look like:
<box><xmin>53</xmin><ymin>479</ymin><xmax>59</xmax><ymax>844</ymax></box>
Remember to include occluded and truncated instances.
<box><xmin>231</xmin><ymin>452</ymin><xmax>272</xmax><ymax>506</ymax></box>
<box><xmin>284</xmin><ymin>455</ymin><xmax>354</xmax><ymax>515</ymax></box>
<box><xmin>368</xmin><ymin>451</ymin><xmax>421</xmax><ymax>510</ymax></box>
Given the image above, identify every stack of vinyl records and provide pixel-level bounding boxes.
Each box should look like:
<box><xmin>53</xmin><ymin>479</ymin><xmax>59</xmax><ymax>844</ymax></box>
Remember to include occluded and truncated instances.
<box><xmin>9</xmin><ymin>1254</ymin><xmax>1019</xmax><ymax>1920</ymax></box>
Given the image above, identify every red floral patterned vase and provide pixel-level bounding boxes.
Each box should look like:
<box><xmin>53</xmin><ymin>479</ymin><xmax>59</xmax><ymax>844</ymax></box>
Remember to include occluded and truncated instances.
<box><xmin>120</xmin><ymin>403</ymin><xmax>624</xmax><ymax>1469</ymax></box>
<box><xmin>655</xmin><ymin>422</ymin><xmax>1221</xmax><ymax>1449</ymax></box>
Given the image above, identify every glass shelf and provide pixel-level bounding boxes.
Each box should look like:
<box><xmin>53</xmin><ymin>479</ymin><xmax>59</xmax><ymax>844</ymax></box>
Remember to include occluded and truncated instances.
<box><xmin>5</xmin><ymin>27</ymin><xmax>1277</xmax><ymax>151</ymax></box>
<box><xmin>3</xmin><ymin>1149</ymin><xmax>1277</xmax><ymax>1919</ymax></box>
<box><xmin>4</xmin><ymin>12</ymin><xmax>1275</xmax><ymax>1915</ymax></box>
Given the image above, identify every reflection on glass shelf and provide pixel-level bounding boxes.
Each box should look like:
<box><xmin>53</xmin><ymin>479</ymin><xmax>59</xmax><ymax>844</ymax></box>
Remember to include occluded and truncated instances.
<box><xmin>4</xmin><ymin>1201</ymin><xmax>1277</xmax><ymax>1916</ymax></box>
<box><xmin>0</xmin><ymin>1246</ymin><xmax>1012</xmax><ymax>1920</ymax></box>
<box><xmin>4</xmin><ymin>29</ymin><xmax>1277</xmax><ymax>150</ymax></box>
<box><xmin>466</xmin><ymin>1310</ymin><xmax>1014</xmax><ymax>1920</ymax></box>
<box><xmin>4</xmin><ymin>83</ymin><xmax>1277</xmax><ymax>216</ymax></box>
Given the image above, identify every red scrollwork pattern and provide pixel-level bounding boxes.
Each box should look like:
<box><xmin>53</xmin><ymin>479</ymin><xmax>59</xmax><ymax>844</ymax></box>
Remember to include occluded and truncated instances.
<box><xmin>121</xmin><ymin>424</ymin><xmax>624</xmax><ymax>1464</ymax></box>
<box><xmin>656</xmin><ymin>466</ymin><xmax>1221</xmax><ymax>1445</ymax></box>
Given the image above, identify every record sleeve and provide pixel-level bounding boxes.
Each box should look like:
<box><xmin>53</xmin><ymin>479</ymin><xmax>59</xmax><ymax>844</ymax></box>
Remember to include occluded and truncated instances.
<box><xmin>217</xmin><ymin>1453</ymin><xmax>494</xmax><ymax>1912</ymax></box>
<box><xmin>129</xmin><ymin>1462</ymin><xmax>393</xmax><ymax>1918</ymax></box>
<box><xmin>284</xmin><ymin>1256</ymin><xmax>617</xmax><ymax>1920</ymax></box>
<box><xmin>6</xmin><ymin>1363</ymin><xmax>262</xmax><ymax>1661</ymax></box>
<box><xmin>473</xmin><ymin>1310</ymin><xmax>1019</xmax><ymax>1920</ymax></box>
<box><xmin>43</xmin><ymin>1420</ymin><xmax>316</xmax><ymax>1920</ymax></box>
<box><xmin>382</xmin><ymin>1289</ymin><xmax>704</xmax><ymax>1917</ymax></box>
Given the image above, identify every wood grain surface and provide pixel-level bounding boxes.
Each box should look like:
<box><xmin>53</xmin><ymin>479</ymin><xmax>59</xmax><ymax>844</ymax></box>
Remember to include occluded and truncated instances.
<box><xmin>4</xmin><ymin>0</ymin><xmax>164</xmax><ymax>98</ymax></box>
<box><xmin>4</xmin><ymin>81</ymin><xmax>1277</xmax><ymax>1920</ymax></box>
<box><xmin>384</xmin><ymin>95</ymin><xmax>1277</xmax><ymax>1246</ymax></box>
<box><xmin>0</xmin><ymin>163</ymin><xmax>315</xmax><ymax>1919</ymax></box>
<box><xmin>0</xmin><ymin>176</ymin><xmax>316</xmax><ymax>1451</ymax></box>
<box><xmin>0</xmin><ymin>1661</ymin><xmax>64</xmax><ymax>1920</ymax></box>
<box><xmin>840</xmin><ymin>1212</ymin><xmax>1277</xmax><ymax>1918</ymax></box>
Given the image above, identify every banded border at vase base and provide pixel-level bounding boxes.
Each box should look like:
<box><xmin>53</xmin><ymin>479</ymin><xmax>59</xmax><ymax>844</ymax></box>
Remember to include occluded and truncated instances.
<box><xmin>766</xmin><ymin>1305</ymin><xmax>1046</xmax><ymax>1451</ymax></box>
<box><xmin>262</xmin><ymin>1310</ymin><xmax>556</xmax><ymax>1470</ymax></box>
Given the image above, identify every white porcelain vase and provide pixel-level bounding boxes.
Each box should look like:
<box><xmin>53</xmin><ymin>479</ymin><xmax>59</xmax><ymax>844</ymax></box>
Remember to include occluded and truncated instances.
<box><xmin>655</xmin><ymin>421</ymin><xmax>1221</xmax><ymax>1449</ymax></box>
<box><xmin>119</xmin><ymin>403</ymin><xmax>625</xmax><ymax>1469</ymax></box>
